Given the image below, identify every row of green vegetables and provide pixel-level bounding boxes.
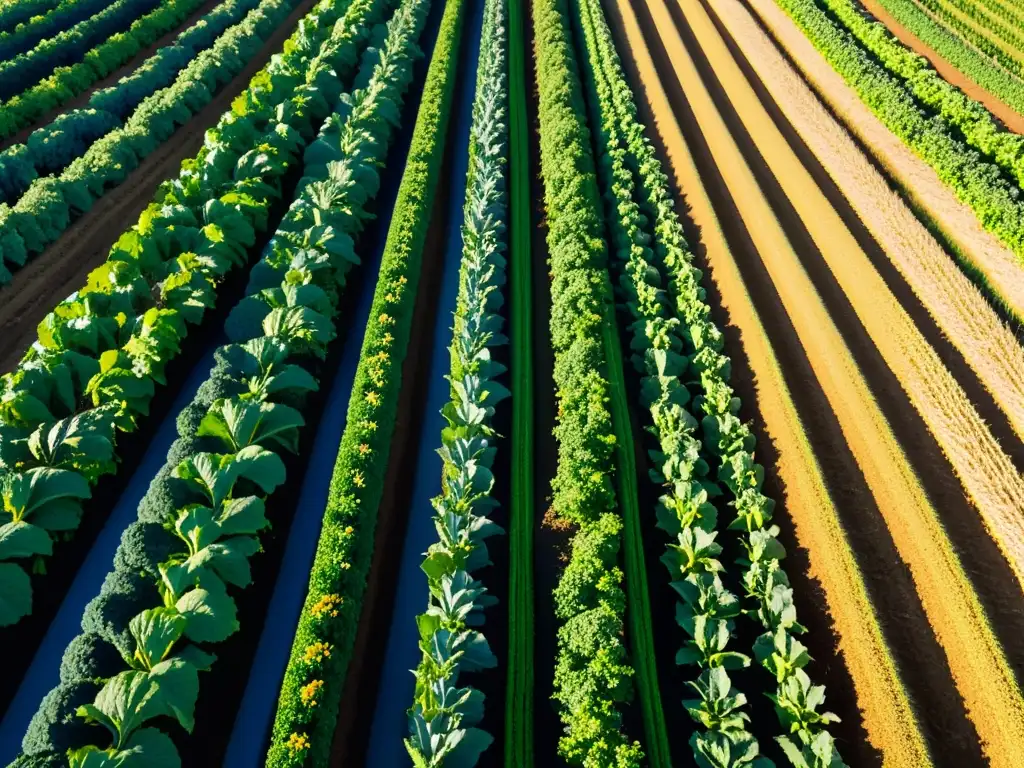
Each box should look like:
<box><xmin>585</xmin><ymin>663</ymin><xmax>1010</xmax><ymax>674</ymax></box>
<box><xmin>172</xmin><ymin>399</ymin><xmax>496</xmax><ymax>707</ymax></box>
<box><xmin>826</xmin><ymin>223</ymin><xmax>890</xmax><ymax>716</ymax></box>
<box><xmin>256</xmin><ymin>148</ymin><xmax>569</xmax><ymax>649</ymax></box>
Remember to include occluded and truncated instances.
<box><xmin>913</xmin><ymin>0</ymin><xmax>1024</xmax><ymax>71</ymax></box>
<box><xmin>0</xmin><ymin>0</ymin><xmax>301</xmax><ymax>282</ymax></box>
<box><xmin>815</xmin><ymin>0</ymin><xmax>1024</xmax><ymax>193</ymax></box>
<box><xmin>0</xmin><ymin>0</ymin><xmax>204</xmax><ymax>139</ymax></box>
<box><xmin>0</xmin><ymin>0</ymin><xmax>265</xmax><ymax>205</ymax></box>
<box><xmin>8</xmin><ymin>0</ymin><xmax>428</xmax><ymax>762</ymax></box>
<box><xmin>573</xmin><ymin>0</ymin><xmax>846</xmax><ymax>764</ymax></box>
<box><xmin>0</xmin><ymin>0</ymin><xmax>141</xmax><ymax>62</ymax></box>
<box><xmin>867</xmin><ymin>0</ymin><xmax>1024</xmax><ymax>114</ymax></box>
<box><xmin>0</xmin><ymin>0</ymin><xmax>62</xmax><ymax>37</ymax></box>
<box><xmin>266</xmin><ymin>0</ymin><xmax>466</xmax><ymax>760</ymax></box>
<box><xmin>533</xmin><ymin>0</ymin><xmax>644</xmax><ymax>763</ymax></box>
<box><xmin>775</xmin><ymin>0</ymin><xmax>1024</xmax><ymax>260</ymax></box>
<box><xmin>0</xmin><ymin>0</ymin><xmax>164</xmax><ymax>102</ymax></box>
<box><xmin>0</xmin><ymin>0</ymin><xmax>360</xmax><ymax>628</ymax></box>
<box><xmin>404</xmin><ymin>0</ymin><xmax>507</xmax><ymax>763</ymax></box>
<box><xmin>970</xmin><ymin>0</ymin><xmax>1024</xmax><ymax>35</ymax></box>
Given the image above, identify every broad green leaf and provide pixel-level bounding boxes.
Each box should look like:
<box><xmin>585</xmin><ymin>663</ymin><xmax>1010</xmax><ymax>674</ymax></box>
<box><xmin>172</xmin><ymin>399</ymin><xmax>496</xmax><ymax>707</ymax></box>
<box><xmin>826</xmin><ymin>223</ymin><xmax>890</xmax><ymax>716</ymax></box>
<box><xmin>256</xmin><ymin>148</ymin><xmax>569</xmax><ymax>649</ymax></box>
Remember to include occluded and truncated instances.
<box><xmin>176</xmin><ymin>572</ymin><xmax>238</xmax><ymax>643</ymax></box>
<box><xmin>130</xmin><ymin>608</ymin><xmax>186</xmax><ymax>671</ymax></box>
<box><xmin>0</xmin><ymin>520</ymin><xmax>52</xmax><ymax>559</ymax></box>
<box><xmin>0</xmin><ymin>561</ymin><xmax>32</xmax><ymax>626</ymax></box>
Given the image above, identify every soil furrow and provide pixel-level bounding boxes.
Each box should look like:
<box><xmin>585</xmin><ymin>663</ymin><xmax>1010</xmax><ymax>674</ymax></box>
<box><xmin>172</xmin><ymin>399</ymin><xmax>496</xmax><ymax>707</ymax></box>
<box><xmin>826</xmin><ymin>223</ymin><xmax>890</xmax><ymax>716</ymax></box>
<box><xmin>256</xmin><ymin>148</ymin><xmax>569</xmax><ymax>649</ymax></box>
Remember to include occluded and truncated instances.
<box><xmin>672</xmin><ymin>0</ymin><xmax>1024</xmax><ymax>603</ymax></box>
<box><xmin>703</xmin><ymin>0</ymin><xmax>1024</xmax><ymax>448</ymax></box>
<box><xmin>623</xmin><ymin>0</ymin><xmax>1024</xmax><ymax>761</ymax></box>
<box><xmin>0</xmin><ymin>0</ymin><xmax>319</xmax><ymax>374</ymax></box>
<box><xmin>603</xmin><ymin>0</ymin><xmax>932</xmax><ymax>764</ymax></box>
<box><xmin>742</xmin><ymin>0</ymin><xmax>1024</xmax><ymax>326</ymax></box>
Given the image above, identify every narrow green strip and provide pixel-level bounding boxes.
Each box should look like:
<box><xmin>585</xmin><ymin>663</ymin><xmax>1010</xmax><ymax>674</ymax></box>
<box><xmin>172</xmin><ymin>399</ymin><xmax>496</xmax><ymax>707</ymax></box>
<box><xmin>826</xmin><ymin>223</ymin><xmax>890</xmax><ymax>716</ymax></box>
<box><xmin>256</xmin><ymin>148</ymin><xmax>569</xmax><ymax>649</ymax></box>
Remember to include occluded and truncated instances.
<box><xmin>505</xmin><ymin>0</ymin><xmax>535</xmax><ymax>763</ymax></box>
<box><xmin>601</xmin><ymin>297</ymin><xmax>672</xmax><ymax>768</ymax></box>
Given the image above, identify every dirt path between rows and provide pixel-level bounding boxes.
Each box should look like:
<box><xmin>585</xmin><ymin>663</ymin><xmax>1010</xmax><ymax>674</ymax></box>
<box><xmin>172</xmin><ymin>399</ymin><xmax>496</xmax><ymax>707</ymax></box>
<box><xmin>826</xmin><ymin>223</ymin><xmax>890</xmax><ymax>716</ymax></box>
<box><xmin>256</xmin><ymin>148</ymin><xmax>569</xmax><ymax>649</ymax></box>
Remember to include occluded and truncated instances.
<box><xmin>667</xmin><ymin>0</ymin><xmax>1024</xmax><ymax>759</ymax></box>
<box><xmin>0</xmin><ymin>0</ymin><xmax>224</xmax><ymax>152</ymax></box>
<box><xmin>855</xmin><ymin>0</ymin><xmax>1024</xmax><ymax>130</ymax></box>
<box><xmin>743</xmin><ymin>0</ymin><xmax>1024</xmax><ymax>325</ymax></box>
<box><xmin>706</xmin><ymin>0</ymin><xmax>1024</xmax><ymax>443</ymax></box>
<box><xmin>615</xmin><ymin>0</ymin><xmax>1024</xmax><ymax>761</ymax></box>
<box><xmin>604</xmin><ymin>0</ymin><xmax>927</xmax><ymax>764</ymax></box>
<box><xmin>0</xmin><ymin>0</ymin><xmax>319</xmax><ymax>374</ymax></box>
<box><xmin>694</xmin><ymin>0</ymin><xmax>1024</xmax><ymax>546</ymax></box>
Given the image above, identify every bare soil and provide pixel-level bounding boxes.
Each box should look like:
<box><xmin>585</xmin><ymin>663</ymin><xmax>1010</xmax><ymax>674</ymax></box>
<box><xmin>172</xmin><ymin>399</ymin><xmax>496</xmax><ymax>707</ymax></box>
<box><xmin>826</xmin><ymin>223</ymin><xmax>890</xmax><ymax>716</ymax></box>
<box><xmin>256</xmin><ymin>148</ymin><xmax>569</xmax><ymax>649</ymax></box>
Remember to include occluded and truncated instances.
<box><xmin>856</xmin><ymin>0</ymin><xmax>1024</xmax><ymax>130</ymax></box>
<box><xmin>707</xmin><ymin>0</ymin><xmax>1024</xmax><ymax>444</ymax></box>
<box><xmin>0</xmin><ymin>0</ymin><xmax>224</xmax><ymax>152</ymax></box>
<box><xmin>743</xmin><ymin>0</ymin><xmax>1024</xmax><ymax>325</ymax></box>
<box><xmin>605</xmin><ymin>0</ymin><xmax>1024</xmax><ymax>762</ymax></box>
<box><xmin>0</xmin><ymin>0</ymin><xmax>320</xmax><ymax>374</ymax></box>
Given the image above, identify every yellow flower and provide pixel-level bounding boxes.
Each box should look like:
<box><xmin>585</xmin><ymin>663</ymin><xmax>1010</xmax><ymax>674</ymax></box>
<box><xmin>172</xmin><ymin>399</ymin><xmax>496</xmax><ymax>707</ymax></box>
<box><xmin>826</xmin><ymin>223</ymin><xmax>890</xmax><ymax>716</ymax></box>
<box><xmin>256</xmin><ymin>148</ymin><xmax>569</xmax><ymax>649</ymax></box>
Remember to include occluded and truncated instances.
<box><xmin>382</xmin><ymin>333</ymin><xmax>394</xmax><ymax>345</ymax></box>
<box><xmin>365</xmin><ymin>391</ymin><xmax>380</xmax><ymax>407</ymax></box>
<box><xmin>344</xmin><ymin>526</ymin><xmax>355</xmax><ymax>535</ymax></box>
<box><xmin>286</xmin><ymin>733</ymin><xmax>310</xmax><ymax>754</ymax></box>
<box><xmin>300</xmin><ymin>679</ymin><xmax>324</xmax><ymax>706</ymax></box>
<box><xmin>358</xmin><ymin>443</ymin><xmax>371</xmax><ymax>455</ymax></box>
<box><xmin>310</xmin><ymin>593</ymin><xmax>342</xmax><ymax>619</ymax></box>
<box><xmin>361</xmin><ymin>419</ymin><xmax>378</xmax><ymax>432</ymax></box>
<box><xmin>378</xmin><ymin>313</ymin><xmax>393</xmax><ymax>326</ymax></box>
<box><xmin>303</xmin><ymin>642</ymin><xmax>332</xmax><ymax>664</ymax></box>
<box><xmin>353</xmin><ymin>471</ymin><xmax>365</xmax><ymax>488</ymax></box>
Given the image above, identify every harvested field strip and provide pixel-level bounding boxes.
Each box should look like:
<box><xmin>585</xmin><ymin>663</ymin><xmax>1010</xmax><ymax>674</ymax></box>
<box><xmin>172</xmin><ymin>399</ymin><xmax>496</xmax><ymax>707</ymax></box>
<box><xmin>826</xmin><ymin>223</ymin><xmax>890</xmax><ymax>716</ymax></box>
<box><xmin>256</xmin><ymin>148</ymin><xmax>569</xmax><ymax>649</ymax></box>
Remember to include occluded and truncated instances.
<box><xmin>628</xmin><ymin>0</ymin><xmax>1024</xmax><ymax>761</ymax></box>
<box><xmin>702</xmin><ymin>0</ymin><xmax>1024</xmax><ymax>444</ymax></box>
<box><xmin>603</xmin><ymin>1</ymin><xmax>928</xmax><ymax>763</ymax></box>
<box><xmin>688</xmin><ymin>0</ymin><xmax>1024</xmax><ymax>525</ymax></box>
<box><xmin>743</xmin><ymin>0</ymin><xmax>1024</xmax><ymax>326</ymax></box>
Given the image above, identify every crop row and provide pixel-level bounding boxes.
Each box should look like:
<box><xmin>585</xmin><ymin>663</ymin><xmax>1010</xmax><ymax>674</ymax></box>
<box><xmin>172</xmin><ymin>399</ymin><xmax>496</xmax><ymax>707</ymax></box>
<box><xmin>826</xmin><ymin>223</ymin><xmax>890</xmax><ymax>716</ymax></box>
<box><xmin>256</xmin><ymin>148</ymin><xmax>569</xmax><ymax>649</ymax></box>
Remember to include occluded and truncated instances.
<box><xmin>0</xmin><ymin>0</ymin><xmax>206</xmax><ymax>140</ymax></box>
<box><xmin>815</xmin><ymin>0</ymin><xmax>1024</xmax><ymax>191</ymax></box>
<box><xmin>0</xmin><ymin>0</ymin><xmax>147</xmax><ymax>62</ymax></box>
<box><xmin>0</xmin><ymin>0</ymin><xmax>62</xmax><ymax>36</ymax></box>
<box><xmin>0</xmin><ymin>0</ymin><xmax>301</xmax><ymax>282</ymax></box>
<box><xmin>573</xmin><ymin>0</ymin><xmax>848</xmax><ymax>763</ymax></box>
<box><xmin>533</xmin><ymin>0</ymin><xmax>644</xmax><ymax>763</ymax></box>
<box><xmin>0</xmin><ymin>0</ymin><xmax>265</xmax><ymax>205</ymax></box>
<box><xmin>265</xmin><ymin>0</ymin><xmax>466</xmax><ymax>761</ymax></box>
<box><xmin>865</xmin><ymin>0</ymin><xmax>1024</xmax><ymax>114</ymax></box>
<box><xmin>915</xmin><ymin>0</ymin><xmax>1024</xmax><ymax>66</ymax></box>
<box><xmin>404</xmin><ymin>0</ymin><xmax>508</xmax><ymax>763</ymax></box>
<box><xmin>775</xmin><ymin>0</ymin><xmax>1024</xmax><ymax>260</ymax></box>
<box><xmin>0</xmin><ymin>0</ymin><xmax>362</xmax><ymax>629</ymax></box>
<box><xmin>7</xmin><ymin>0</ymin><xmax>423</xmax><ymax>762</ymax></box>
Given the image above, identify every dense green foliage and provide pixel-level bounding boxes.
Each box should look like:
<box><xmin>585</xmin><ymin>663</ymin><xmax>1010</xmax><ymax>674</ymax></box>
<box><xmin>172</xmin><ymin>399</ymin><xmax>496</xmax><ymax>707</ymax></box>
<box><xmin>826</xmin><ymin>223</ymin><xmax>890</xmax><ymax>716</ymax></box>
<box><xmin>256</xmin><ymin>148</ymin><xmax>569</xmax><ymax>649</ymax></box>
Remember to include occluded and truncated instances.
<box><xmin>0</xmin><ymin>0</ymin><xmax>301</xmax><ymax>279</ymax></box>
<box><xmin>867</xmin><ymin>0</ymin><xmax>1024</xmax><ymax>114</ymax></box>
<box><xmin>404</xmin><ymin>0</ymin><xmax>508</xmax><ymax>763</ymax></box>
<box><xmin>503</xmin><ymin>0</ymin><xmax>533</xmax><ymax>758</ymax></box>
<box><xmin>532</xmin><ymin>0</ymin><xmax>645</xmax><ymax>763</ymax></box>
<box><xmin>573</xmin><ymin>0</ymin><xmax>847</xmax><ymax>764</ymax></box>
<box><xmin>914</xmin><ymin>0</ymin><xmax>1024</xmax><ymax>69</ymax></box>
<box><xmin>266</xmin><ymin>0</ymin><xmax>466</xmax><ymax>763</ymax></box>
<box><xmin>0</xmin><ymin>0</ymin><xmax>145</xmax><ymax>62</ymax></box>
<box><xmin>0</xmin><ymin>0</ymin><xmax>361</xmax><ymax>629</ymax></box>
<box><xmin>7</xmin><ymin>2</ymin><xmax>399</xmax><ymax>764</ymax></box>
<box><xmin>776</xmin><ymin>0</ymin><xmax>1024</xmax><ymax>261</ymax></box>
<box><xmin>0</xmin><ymin>0</ymin><xmax>265</xmax><ymax>205</ymax></box>
<box><xmin>0</xmin><ymin>0</ymin><xmax>212</xmax><ymax>139</ymax></box>
<box><xmin>0</xmin><ymin>0</ymin><xmax>61</xmax><ymax>36</ymax></box>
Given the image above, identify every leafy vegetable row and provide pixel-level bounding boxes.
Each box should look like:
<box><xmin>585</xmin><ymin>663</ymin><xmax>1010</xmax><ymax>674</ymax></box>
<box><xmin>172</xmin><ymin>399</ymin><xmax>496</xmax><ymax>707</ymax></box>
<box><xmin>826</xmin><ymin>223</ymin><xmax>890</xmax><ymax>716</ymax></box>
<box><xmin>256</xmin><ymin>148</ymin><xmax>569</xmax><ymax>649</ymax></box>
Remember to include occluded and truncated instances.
<box><xmin>0</xmin><ymin>0</ymin><xmax>301</xmax><ymax>280</ymax></box>
<box><xmin>0</xmin><ymin>0</ymin><xmax>265</xmax><ymax>205</ymax></box>
<box><xmin>774</xmin><ymin>0</ymin><xmax>1024</xmax><ymax>260</ymax></box>
<box><xmin>404</xmin><ymin>0</ymin><xmax>508</xmax><ymax>763</ymax></box>
<box><xmin>0</xmin><ymin>0</ymin><xmax>164</xmax><ymax>102</ymax></box>
<box><xmin>0</xmin><ymin>0</ymin><xmax>207</xmax><ymax>139</ymax></box>
<box><xmin>914</xmin><ymin>0</ymin><xmax>1024</xmax><ymax>70</ymax></box>
<box><xmin>8</xmin><ymin>2</ymin><xmax>405</xmax><ymax>764</ymax></box>
<box><xmin>0</xmin><ymin>0</ymin><xmax>147</xmax><ymax>62</ymax></box>
<box><xmin>533</xmin><ymin>0</ymin><xmax>645</xmax><ymax>763</ymax></box>
<box><xmin>0</xmin><ymin>0</ymin><xmax>363</xmax><ymax>628</ymax></box>
<box><xmin>865</xmin><ymin>0</ymin><xmax>1024</xmax><ymax>114</ymax></box>
<box><xmin>574</xmin><ymin>0</ymin><xmax>847</xmax><ymax>763</ymax></box>
<box><xmin>814</xmin><ymin>0</ymin><xmax>1024</xmax><ymax>191</ymax></box>
<box><xmin>0</xmin><ymin>0</ymin><xmax>62</xmax><ymax>36</ymax></box>
<box><xmin>266</xmin><ymin>0</ymin><xmax>467</xmax><ymax>760</ymax></box>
